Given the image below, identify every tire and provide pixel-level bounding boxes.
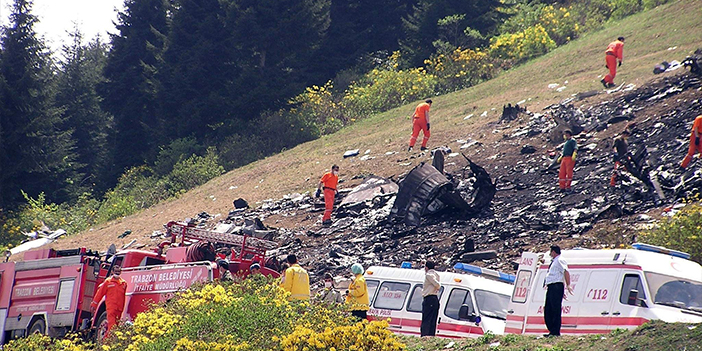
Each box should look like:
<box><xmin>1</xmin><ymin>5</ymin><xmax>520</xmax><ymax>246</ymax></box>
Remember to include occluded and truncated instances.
<box><xmin>94</xmin><ymin>311</ymin><xmax>108</xmax><ymax>342</ymax></box>
<box><xmin>27</xmin><ymin>318</ymin><xmax>46</xmax><ymax>335</ymax></box>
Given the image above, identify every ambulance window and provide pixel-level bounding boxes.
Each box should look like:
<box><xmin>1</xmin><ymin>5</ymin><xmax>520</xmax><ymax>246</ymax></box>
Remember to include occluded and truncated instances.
<box><xmin>373</xmin><ymin>282</ymin><xmax>411</xmax><ymax>310</ymax></box>
<box><xmin>444</xmin><ymin>288</ymin><xmax>474</xmax><ymax>320</ymax></box>
<box><xmin>619</xmin><ymin>274</ymin><xmax>646</xmax><ymax>305</ymax></box>
<box><xmin>475</xmin><ymin>290</ymin><xmax>509</xmax><ymax>320</ymax></box>
<box><xmin>512</xmin><ymin>270</ymin><xmax>532</xmax><ymax>303</ymax></box>
<box><xmin>407</xmin><ymin>285</ymin><xmax>444</xmax><ymax>313</ymax></box>
<box><xmin>366</xmin><ymin>280</ymin><xmax>379</xmax><ymax>305</ymax></box>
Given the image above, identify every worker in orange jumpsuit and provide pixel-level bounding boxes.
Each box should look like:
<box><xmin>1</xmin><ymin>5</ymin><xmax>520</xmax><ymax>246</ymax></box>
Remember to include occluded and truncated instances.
<box><xmin>681</xmin><ymin>115</ymin><xmax>702</xmax><ymax>168</ymax></box>
<box><xmin>316</xmin><ymin>165</ymin><xmax>339</xmax><ymax>226</ymax></box>
<box><xmin>558</xmin><ymin>130</ymin><xmax>578</xmax><ymax>193</ymax></box>
<box><xmin>408</xmin><ymin>99</ymin><xmax>432</xmax><ymax>152</ymax></box>
<box><xmin>91</xmin><ymin>265</ymin><xmax>128</xmax><ymax>337</ymax></box>
<box><xmin>601</xmin><ymin>37</ymin><xmax>625</xmax><ymax>89</ymax></box>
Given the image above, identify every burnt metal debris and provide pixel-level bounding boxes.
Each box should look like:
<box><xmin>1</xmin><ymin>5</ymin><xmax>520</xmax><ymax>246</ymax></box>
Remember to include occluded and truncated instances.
<box><xmin>153</xmin><ymin>70</ymin><xmax>702</xmax><ymax>282</ymax></box>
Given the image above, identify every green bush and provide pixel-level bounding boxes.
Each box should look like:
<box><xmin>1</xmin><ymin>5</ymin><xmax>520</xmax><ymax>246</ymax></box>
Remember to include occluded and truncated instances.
<box><xmin>153</xmin><ymin>137</ymin><xmax>204</xmax><ymax>177</ymax></box>
<box><xmin>641</xmin><ymin>203</ymin><xmax>702</xmax><ymax>264</ymax></box>
<box><xmin>168</xmin><ymin>148</ymin><xmax>225</xmax><ymax>193</ymax></box>
<box><xmin>424</xmin><ymin>47</ymin><xmax>498</xmax><ymax>93</ymax></box>
<box><xmin>610</xmin><ymin>0</ymin><xmax>643</xmax><ymax>20</ymax></box>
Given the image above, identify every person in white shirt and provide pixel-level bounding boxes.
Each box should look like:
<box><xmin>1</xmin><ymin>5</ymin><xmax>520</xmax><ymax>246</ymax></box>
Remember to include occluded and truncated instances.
<box><xmin>421</xmin><ymin>261</ymin><xmax>441</xmax><ymax>336</ymax></box>
<box><xmin>543</xmin><ymin>245</ymin><xmax>574</xmax><ymax>336</ymax></box>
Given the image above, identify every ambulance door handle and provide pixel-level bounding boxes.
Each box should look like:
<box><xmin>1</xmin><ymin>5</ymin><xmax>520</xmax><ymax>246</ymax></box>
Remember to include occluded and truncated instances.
<box><xmin>612</xmin><ymin>311</ymin><xmax>621</xmax><ymax>316</ymax></box>
<box><xmin>507</xmin><ymin>309</ymin><xmax>514</xmax><ymax>314</ymax></box>
<box><xmin>600</xmin><ymin>311</ymin><xmax>609</xmax><ymax>315</ymax></box>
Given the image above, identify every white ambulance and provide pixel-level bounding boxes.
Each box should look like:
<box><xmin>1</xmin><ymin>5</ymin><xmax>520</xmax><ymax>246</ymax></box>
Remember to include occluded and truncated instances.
<box><xmin>505</xmin><ymin>243</ymin><xmax>702</xmax><ymax>335</ymax></box>
<box><xmin>364</xmin><ymin>263</ymin><xmax>514</xmax><ymax>338</ymax></box>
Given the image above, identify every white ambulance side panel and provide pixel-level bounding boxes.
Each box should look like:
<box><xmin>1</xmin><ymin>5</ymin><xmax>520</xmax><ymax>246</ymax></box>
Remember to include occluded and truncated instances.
<box><xmin>576</xmin><ymin>269</ymin><xmax>619</xmax><ymax>333</ymax></box>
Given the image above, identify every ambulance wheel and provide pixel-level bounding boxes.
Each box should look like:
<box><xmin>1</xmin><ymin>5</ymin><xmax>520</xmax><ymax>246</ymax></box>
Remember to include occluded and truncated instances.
<box><xmin>28</xmin><ymin>318</ymin><xmax>46</xmax><ymax>335</ymax></box>
<box><xmin>95</xmin><ymin>311</ymin><xmax>108</xmax><ymax>342</ymax></box>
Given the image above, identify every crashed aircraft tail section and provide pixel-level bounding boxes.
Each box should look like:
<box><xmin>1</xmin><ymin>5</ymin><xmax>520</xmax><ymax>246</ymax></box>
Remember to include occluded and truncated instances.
<box><xmin>391</xmin><ymin>156</ymin><xmax>495</xmax><ymax>226</ymax></box>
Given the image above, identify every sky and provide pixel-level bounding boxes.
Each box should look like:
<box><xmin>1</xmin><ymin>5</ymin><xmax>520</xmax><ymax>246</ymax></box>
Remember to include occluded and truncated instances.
<box><xmin>0</xmin><ymin>0</ymin><xmax>125</xmax><ymax>54</ymax></box>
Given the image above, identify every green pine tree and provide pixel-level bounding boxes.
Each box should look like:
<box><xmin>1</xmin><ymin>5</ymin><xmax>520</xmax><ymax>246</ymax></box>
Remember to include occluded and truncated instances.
<box><xmin>0</xmin><ymin>0</ymin><xmax>79</xmax><ymax>207</ymax></box>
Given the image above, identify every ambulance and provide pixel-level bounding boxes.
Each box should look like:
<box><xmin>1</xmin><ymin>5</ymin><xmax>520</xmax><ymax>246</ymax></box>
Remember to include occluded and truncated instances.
<box><xmin>505</xmin><ymin>243</ymin><xmax>702</xmax><ymax>335</ymax></box>
<box><xmin>364</xmin><ymin>263</ymin><xmax>515</xmax><ymax>338</ymax></box>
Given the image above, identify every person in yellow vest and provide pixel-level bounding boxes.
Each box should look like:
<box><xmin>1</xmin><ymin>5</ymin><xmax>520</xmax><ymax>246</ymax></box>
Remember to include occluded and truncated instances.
<box><xmin>281</xmin><ymin>254</ymin><xmax>310</xmax><ymax>301</ymax></box>
<box><xmin>346</xmin><ymin>263</ymin><xmax>369</xmax><ymax>321</ymax></box>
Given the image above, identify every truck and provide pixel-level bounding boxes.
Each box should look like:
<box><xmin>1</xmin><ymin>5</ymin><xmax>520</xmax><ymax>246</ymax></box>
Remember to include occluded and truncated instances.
<box><xmin>505</xmin><ymin>243</ymin><xmax>702</xmax><ymax>335</ymax></box>
<box><xmin>0</xmin><ymin>221</ymin><xmax>280</xmax><ymax>343</ymax></box>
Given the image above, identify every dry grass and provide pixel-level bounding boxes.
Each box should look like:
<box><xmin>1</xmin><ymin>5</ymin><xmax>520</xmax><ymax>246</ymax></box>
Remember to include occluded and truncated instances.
<box><xmin>48</xmin><ymin>0</ymin><xmax>702</xmax><ymax>254</ymax></box>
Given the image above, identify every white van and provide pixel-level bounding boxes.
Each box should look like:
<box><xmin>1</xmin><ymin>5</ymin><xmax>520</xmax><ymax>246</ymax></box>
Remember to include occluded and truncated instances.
<box><xmin>364</xmin><ymin>263</ymin><xmax>514</xmax><ymax>338</ymax></box>
<box><xmin>505</xmin><ymin>243</ymin><xmax>702</xmax><ymax>335</ymax></box>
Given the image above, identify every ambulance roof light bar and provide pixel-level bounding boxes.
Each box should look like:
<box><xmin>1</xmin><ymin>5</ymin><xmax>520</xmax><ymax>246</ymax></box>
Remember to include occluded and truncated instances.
<box><xmin>453</xmin><ymin>263</ymin><xmax>516</xmax><ymax>284</ymax></box>
<box><xmin>632</xmin><ymin>243</ymin><xmax>691</xmax><ymax>260</ymax></box>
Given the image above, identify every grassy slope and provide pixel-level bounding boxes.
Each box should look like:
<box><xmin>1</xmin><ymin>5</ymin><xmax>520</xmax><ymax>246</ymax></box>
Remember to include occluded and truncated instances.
<box><xmin>401</xmin><ymin>320</ymin><xmax>702</xmax><ymax>351</ymax></box>
<box><xmin>49</xmin><ymin>0</ymin><xmax>702</xmax><ymax>252</ymax></box>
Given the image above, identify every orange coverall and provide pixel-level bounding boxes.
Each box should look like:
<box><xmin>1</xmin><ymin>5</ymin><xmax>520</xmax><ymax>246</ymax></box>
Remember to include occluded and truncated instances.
<box><xmin>320</xmin><ymin>172</ymin><xmax>338</xmax><ymax>221</ymax></box>
<box><xmin>409</xmin><ymin>102</ymin><xmax>431</xmax><ymax>148</ymax></box>
<box><xmin>681</xmin><ymin>115</ymin><xmax>702</xmax><ymax>168</ymax></box>
<box><xmin>91</xmin><ymin>276</ymin><xmax>128</xmax><ymax>334</ymax></box>
<box><xmin>603</xmin><ymin>40</ymin><xmax>624</xmax><ymax>85</ymax></box>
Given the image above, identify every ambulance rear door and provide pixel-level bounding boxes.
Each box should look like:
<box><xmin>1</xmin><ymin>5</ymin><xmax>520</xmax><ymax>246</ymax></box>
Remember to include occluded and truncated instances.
<box><xmin>370</xmin><ymin>281</ymin><xmax>412</xmax><ymax>333</ymax></box>
<box><xmin>505</xmin><ymin>252</ymin><xmax>539</xmax><ymax>334</ymax></box>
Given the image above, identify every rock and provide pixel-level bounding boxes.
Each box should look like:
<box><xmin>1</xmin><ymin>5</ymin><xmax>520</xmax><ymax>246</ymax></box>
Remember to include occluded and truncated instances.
<box><xmin>520</xmin><ymin>145</ymin><xmax>537</xmax><ymax>154</ymax></box>
<box><xmin>233</xmin><ymin>198</ymin><xmax>249</xmax><ymax>209</ymax></box>
<box><xmin>343</xmin><ymin>149</ymin><xmax>360</xmax><ymax>158</ymax></box>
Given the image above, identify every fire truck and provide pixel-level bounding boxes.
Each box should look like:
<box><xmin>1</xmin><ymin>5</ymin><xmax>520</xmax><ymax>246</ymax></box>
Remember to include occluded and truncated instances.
<box><xmin>0</xmin><ymin>221</ymin><xmax>280</xmax><ymax>343</ymax></box>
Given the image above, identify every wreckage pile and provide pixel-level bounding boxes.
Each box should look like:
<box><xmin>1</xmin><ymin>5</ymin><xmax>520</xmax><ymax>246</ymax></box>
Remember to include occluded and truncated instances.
<box><xmin>158</xmin><ymin>71</ymin><xmax>702</xmax><ymax>283</ymax></box>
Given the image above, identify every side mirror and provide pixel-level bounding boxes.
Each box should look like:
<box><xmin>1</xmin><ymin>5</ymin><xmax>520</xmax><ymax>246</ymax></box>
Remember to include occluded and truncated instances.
<box><xmin>627</xmin><ymin>289</ymin><xmax>638</xmax><ymax>306</ymax></box>
<box><xmin>458</xmin><ymin>305</ymin><xmax>478</xmax><ymax>323</ymax></box>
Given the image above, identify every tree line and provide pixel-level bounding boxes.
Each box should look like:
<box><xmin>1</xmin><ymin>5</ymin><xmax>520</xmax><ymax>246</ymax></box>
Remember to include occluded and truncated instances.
<box><xmin>0</xmin><ymin>0</ymin><xmax>506</xmax><ymax>210</ymax></box>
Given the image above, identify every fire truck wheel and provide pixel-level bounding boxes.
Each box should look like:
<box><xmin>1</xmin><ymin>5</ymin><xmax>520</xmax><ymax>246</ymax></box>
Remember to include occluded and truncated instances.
<box><xmin>28</xmin><ymin>318</ymin><xmax>46</xmax><ymax>335</ymax></box>
<box><xmin>95</xmin><ymin>311</ymin><xmax>108</xmax><ymax>341</ymax></box>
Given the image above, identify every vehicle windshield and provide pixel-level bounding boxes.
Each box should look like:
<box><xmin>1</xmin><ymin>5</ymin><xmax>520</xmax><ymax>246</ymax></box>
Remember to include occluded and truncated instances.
<box><xmin>474</xmin><ymin>290</ymin><xmax>510</xmax><ymax>320</ymax></box>
<box><xmin>645</xmin><ymin>272</ymin><xmax>702</xmax><ymax>311</ymax></box>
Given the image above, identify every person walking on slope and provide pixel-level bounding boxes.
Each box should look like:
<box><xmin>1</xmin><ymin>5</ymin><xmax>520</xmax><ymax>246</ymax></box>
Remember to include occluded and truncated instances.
<box><xmin>316</xmin><ymin>165</ymin><xmax>339</xmax><ymax>227</ymax></box>
<box><xmin>543</xmin><ymin>245</ymin><xmax>574</xmax><ymax>337</ymax></box>
<box><xmin>346</xmin><ymin>263</ymin><xmax>369</xmax><ymax>321</ymax></box>
<box><xmin>421</xmin><ymin>261</ymin><xmax>441</xmax><ymax>337</ymax></box>
<box><xmin>91</xmin><ymin>265</ymin><xmax>128</xmax><ymax>336</ymax></box>
<box><xmin>681</xmin><ymin>115</ymin><xmax>702</xmax><ymax>168</ymax></box>
<box><xmin>558</xmin><ymin>130</ymin><xmax>578</xmax><ymax>193</ymax></box>
<box><xmin>408</xmin><ymin>99</ymin><xmax>432</xmax><ymax>152</ymax></box>
<box><xmin>281</xmin><ymin>254</ymin><xmax>310</xmax><ymax>301</ymax></box>
<box><xmin>601</xmin><ymin>37</ymin><xmax>625</xmax><ymax>89</ymax></box>
<box><xmin>610</xmin><ymin>130</ymin><xmax>631</xmax><ymax>186</ymax></box>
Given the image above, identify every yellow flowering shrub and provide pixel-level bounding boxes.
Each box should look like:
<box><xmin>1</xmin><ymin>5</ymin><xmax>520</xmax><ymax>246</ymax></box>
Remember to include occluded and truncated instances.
<box><xmin>489</xmin><ymin>24</ymin><xmax>557</xmax><ymax>63</ymax></box>
<box><xmin>280</xmin><ymin>320</ymin><xmax>406</xmax><ymax>351</ymax></box>
<box><xmin>5</xmin><ymin>333</ymin><xmax>93</xmax><ymax>351</ymax></box>
<box><xmin>641</xmin><ymin>202</ymin><xmax>702</xmax><ymax>264</ymax></box>
<box><xmin>424</xmin><ymin>47</ymin><xmax>498</xmax><ymax>93</ymax></box>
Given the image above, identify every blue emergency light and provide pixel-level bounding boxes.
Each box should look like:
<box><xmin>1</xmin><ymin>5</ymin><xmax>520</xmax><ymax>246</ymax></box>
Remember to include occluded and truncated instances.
<box><xmin>401</xmin><ymin>262</ymin><xmax>413</xmax><ymax>269</ymax></box>
<box><xmin>453</xmin><ymin>263</ymin><xmax>516</xmax><ymax>284</ymax></box>
<box><xmin>632</xmin><ymin>243</ymin><xmax>691</xmax><ymax>260</ymax></box>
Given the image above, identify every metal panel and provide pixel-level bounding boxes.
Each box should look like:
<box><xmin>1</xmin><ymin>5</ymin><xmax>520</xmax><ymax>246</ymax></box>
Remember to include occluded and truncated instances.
<box><xmin>14</xmin><ymin>256</ymin><xmax>82</xmax><ymax>272</ymax></box>
<box><xmin>56</xmin><ymin>280</ymin><xmax>75</xmax><ymax>311</ymax></box>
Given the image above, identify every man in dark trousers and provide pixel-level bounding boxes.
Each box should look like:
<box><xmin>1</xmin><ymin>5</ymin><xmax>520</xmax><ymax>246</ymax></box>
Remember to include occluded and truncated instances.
<box><xmin>543</xmin><ymin>245</ymin><xmax>573</xmax><ymax>337</ymax></box>
<box><xmin>610</xmin><ymin>130</ymin><xmax>631</xmax><ymax>186</ymax></box>
<box><xmin>421</xmin><ymin>261</ymin><xmax>441</xmax><ymax>336</ymax></box>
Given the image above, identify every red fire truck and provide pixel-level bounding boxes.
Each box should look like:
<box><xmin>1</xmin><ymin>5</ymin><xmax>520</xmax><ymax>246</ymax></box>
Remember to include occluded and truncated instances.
<box><xmin>0</xmin><ymin>221</ymin><xmax>279</xmax><ymax>343</ymax></box>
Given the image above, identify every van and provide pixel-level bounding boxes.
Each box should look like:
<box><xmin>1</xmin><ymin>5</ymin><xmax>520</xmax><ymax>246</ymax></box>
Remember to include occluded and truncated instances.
<box><xmin>365</xmin><ymin>263</ymin><xmax>514</xmax><ymax>338</ymax></box>
<box><xmin>505</xmin><ymin>243</ymin><xmax>702</xmax><ymax>335</ymax></box>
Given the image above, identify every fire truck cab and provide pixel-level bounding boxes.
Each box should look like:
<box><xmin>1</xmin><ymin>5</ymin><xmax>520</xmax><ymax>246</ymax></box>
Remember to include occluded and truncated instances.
<box><xmin>505</xmin><ymin>243</ymin><xmax>702</xmax><ymax>335</ymax></box>
<box><xmin>365</xmin><ymin>263</ymin><xmax>515</xmax><ymax>338</ymax></box>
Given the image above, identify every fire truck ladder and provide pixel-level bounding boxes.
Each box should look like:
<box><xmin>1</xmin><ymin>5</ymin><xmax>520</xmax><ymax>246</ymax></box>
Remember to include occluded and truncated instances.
<box><xmin>164</xmin><ymin>221</ymin><xmax>278</xmax><ymax>256</ymax></box>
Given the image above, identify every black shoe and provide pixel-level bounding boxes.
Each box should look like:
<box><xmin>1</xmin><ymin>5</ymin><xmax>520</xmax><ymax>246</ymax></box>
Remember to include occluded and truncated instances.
<box><xmin>608</xmin><ymin>83</ymin><xmax>616</xmax><ymax>88</ymax></box>
<box><xmin>322</xmin><ymin>219</ymin><xmax>332</xmax><ymax>227</ymax></box>
<box><xmin>407</xmin><ymin>146</ymin><xmax>413</xmax><ymax>152</ymax></box>
<box><xmin>420</xmin><ymin>147</ymin><xmax>428</xmax><ymax>151</ymax></box>
<box><xmin>601</xmin><ymin>79</ymin><xmax>608</xmax><ymax>89</ymax></box>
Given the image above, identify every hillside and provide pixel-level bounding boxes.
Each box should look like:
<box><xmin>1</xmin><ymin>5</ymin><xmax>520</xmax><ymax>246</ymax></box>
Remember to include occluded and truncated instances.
<box><xmin>44</xmin><ymin>0</ymin><xmax>702</xmax><ymax>263</ymax></box>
